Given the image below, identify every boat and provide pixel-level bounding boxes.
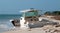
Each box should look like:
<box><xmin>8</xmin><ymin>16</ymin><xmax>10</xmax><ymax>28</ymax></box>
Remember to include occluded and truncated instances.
<box><xmin>10</xmin><ymin>8</ymin><xmax>41</xmax><ymax>29</ymax></box>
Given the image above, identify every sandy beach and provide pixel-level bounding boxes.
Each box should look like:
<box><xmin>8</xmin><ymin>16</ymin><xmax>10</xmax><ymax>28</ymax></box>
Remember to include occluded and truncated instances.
<box><xmin>3</xmin><ymin>28</ymin><xmax>46</xmax><ymax>33</ymax></box>
<box><xmin>3</xmin><ymin>17</ymin><xmax>60</xmax><ymax>33</ymax></box>
<box><xmin>3</xmin><ymin>25</ymin><xmax>60</xmax><ymax>33</ymax></box>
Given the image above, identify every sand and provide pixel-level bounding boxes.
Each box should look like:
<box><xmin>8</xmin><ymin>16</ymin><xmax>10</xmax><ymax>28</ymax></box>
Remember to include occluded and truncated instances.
<box><xmin>3</xmin><ymin>28</ymin><xmax>45</xmax><ymax>33</ymax></box>
<box><xmin>3</xmin><ymin>17</ymin><xmax>60</xmax><ymax>33</ymax></box>
<box><xmin>3</xmin><ymin>24</ymin><xmax>60</xmax><ymax>33</ymax></box>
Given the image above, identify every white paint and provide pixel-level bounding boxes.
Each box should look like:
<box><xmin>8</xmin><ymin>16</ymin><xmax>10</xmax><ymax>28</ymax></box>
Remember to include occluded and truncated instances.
<box><xmin>9</xmin><ymin>19</ymin><xmax>16</xmax><ymax>29</ymax></box>
<box><xmin>20</xmin><ymin>17</ymin><xmax>29</xmax><ymax>29</ymax></box>
<box><xmin>20</xmin><ymin>9</ymin><xmax>37</xmax><ymax>12</ymax></box>
<box><xmin>20</xmin><ymin>9</ymin><xmax>31</xmax><ymax>12</ymax></box>
<box><xmin>10</xmin><ymin>19</ymin><xmax>14</xmax><ymax>22</ymax></box>
<box><xmin>39</xmin><ymin>17</ymin><xmax>43</xmax><ymax>21</ymax></box>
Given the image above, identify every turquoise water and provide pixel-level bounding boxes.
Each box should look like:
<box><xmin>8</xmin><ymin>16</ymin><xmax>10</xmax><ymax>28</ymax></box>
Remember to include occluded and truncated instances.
<box><xmin>0</xmin><ymin>14</ymin><xmax>21</xmax><ymax>33</ymax></box>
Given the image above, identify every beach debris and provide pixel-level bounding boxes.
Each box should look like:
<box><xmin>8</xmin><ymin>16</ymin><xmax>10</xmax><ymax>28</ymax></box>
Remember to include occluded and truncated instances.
<box><xmin>39</xmin><ymin>23</ymin><xmax>60</xmax><ymax>33</ymax></box>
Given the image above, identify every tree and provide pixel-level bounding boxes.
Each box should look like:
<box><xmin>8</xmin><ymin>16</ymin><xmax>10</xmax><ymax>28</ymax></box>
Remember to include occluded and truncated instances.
<box><xmin>44</xmin><ymin>11</ymin><xmax>60</xmax><ymax>15</ymax></box>
<box><xmin>44</xmin><ymin>11</ymin><xmax>51</xmax><ymax>15</ymax></box>
<box><xmin>52</xmin><ymin>11</ymin><xmax>60</xmax><ymax>15</ymax></box>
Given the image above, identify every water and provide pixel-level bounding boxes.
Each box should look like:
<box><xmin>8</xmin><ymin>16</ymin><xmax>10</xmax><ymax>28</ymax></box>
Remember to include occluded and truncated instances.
<box><xmin>0</xmin><ymin>14</ymin><xmax>21</xmax><ymax>33</ymax></box>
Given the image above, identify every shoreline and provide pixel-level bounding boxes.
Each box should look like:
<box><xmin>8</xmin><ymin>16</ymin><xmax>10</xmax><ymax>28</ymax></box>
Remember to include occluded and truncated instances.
<box><xmin>3</xmin><ymin>28</ymin><xmax>45</xmax><ymax>33</ymax></box>
<box><xmin>3</xmin><ymin>16</ymin><xmax>60</xmax><ymax>33</ymax></box>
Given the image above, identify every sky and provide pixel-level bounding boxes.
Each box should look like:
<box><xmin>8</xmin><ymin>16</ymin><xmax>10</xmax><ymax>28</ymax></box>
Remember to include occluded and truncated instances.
<box><xmin>0</xmin><ymin>0</ymin><xmax>60</xmax><ymax>14</ymax></box>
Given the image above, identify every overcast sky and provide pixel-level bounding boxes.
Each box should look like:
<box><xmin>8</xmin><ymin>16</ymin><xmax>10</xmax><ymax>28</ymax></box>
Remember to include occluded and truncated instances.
<box><xmin>0</xmin><ymin>0</ymin><xmax>60</xmax><ymax>14</ymax></box>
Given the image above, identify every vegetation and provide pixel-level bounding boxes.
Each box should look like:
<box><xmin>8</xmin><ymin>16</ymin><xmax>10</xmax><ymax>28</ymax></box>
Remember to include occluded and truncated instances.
<box><xmin>44</xmin><ymin>11</ymin><xmax>60</xmax><ymax>15</ymax></box>
<box><xmin>44</xmin><ymin>11</ymin><xmax>60</xmax><ymax>20</ymax></box>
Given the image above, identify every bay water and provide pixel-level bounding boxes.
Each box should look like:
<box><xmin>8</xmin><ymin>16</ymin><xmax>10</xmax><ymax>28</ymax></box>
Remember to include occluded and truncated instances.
<box><xmin>0</xmin><ymin>14</ymin><xmax>21</xmax><ymax>33</ymax></box>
